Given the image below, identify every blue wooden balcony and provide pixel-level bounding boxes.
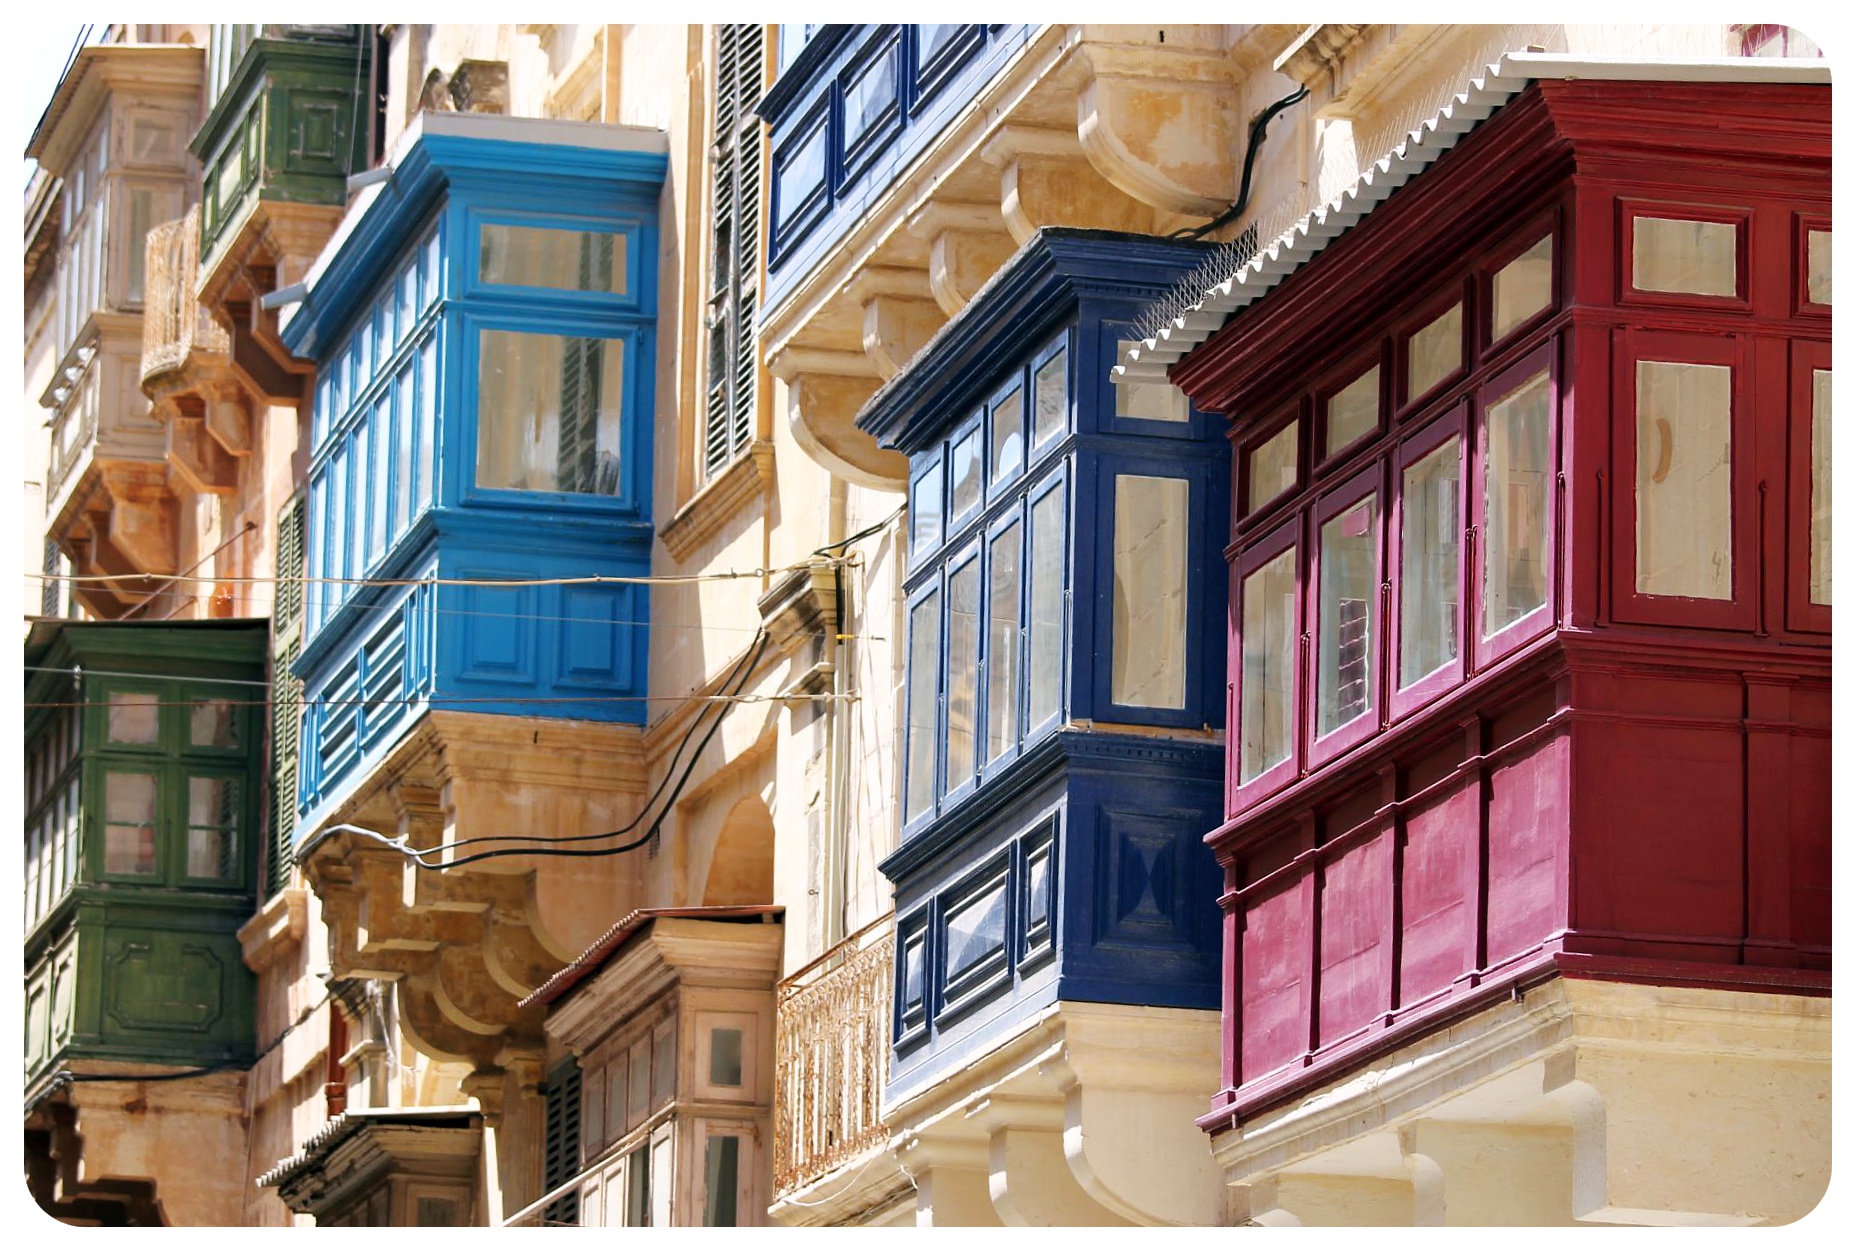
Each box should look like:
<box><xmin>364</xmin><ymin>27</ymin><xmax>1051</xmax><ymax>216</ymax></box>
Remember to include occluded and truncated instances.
<box><xmin>757</xmin><ymin>25</ymin><xmax>1035</xmax><ymax>316</ymax></box>
<box><xmin>858</xmin><ymin>229</ymin><xmax>1229</xmax><ymax>1098</ymax></box>
<box><xmin>276</xmin><ymin>113</ymin><xmax>667</xmax><ymax>831</ymax></box>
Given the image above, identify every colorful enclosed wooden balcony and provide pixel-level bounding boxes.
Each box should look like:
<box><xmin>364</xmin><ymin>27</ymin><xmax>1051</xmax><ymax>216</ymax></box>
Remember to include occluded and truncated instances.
<box><xmin>1139</xmin><ymin>59</ymin><xmax>1829</xmax><ymax>1224</ymax></box>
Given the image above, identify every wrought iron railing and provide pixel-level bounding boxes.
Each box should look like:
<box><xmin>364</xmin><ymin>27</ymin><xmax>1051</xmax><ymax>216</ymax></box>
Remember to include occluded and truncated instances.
<box><xmin>771</xmin><ymin>913</ymin><xmax>893</xmax><ymax>1198</ymax></box>
<box><xmin>140</xmin><ymin>205</ymin><xmax>229</xmax><ymax>384</ymax></box>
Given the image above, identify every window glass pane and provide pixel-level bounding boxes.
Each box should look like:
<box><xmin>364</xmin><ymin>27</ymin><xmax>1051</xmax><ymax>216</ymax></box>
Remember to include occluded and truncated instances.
<box><xmin>1635</xmin><ymin>360</ymin><xmax>1732</xmax><ymax>600</ymax></box>
<box><xmin>844</xmin><ymin>45</ymin><xmax>897</xmax><ymax>146</ymax></box>
<box><xmin>1633</xmin><ymin>217</ymin><xmax>1737</xmax><ymax>297</ymax></box>
<box><xmin>1407</xmin><ymin>303</ymin><xmax>1463</xmax><ymax>400</ymax></box>
<box><xmin>1400</xmin><ymin>439</ymin><xmax>1461</xmax><ymax>687</ymax></box>
<box><xmin>104</xmin><ymin>772</ymin><xmax>159</xmax><ymax>876</ymax></box>
<box><xmin>368</xmin><ymin>403</ymin><xmax>389</xmax><ymax>565</ymax></box>
<box><xmin>906</xmin><ymin>591</ymin><xmax>940</xmax><ymax>821</ymax></box>
<box><xmin>901</xmin><ymin>934</ymin><xmax>926</xmax><ymax>1015</ymax></box>
<box><xmin>125</xmin><ymin>188</ymin><xmax>154</xmax><ymax>304</ymax></box>
<box><xmin>919</xmin><ymin>23</ymin><xmax>964</xmax><ymax>63</ymax></box>
<box><xmin>777</xmin><ymin>122</ymin><xmax>828</xmax><ymax>219</ymax></box>
<box><xmin>625</xmin><ymin>1143</ymin><xmax>651</xmax><ymax>1226</ymax></box>
<box><xmin>945</xmin><ymin>879</ymin><xmax>1006</xmax><ymax>979</ymax></box>
<box><xmin>1025</xmin><ymin>845</ymin><xmax>1051</xmax><ymax>931</ymax></box>
<box><xmin>187</xmin><ymin>776</ymin><xmax>239</xmax><ymax>879</ymax></box>
<box><xmin>416</xmin><ymin>1198</ymin><xmax>458</xmax><ymax>1227</ymax></box>
<box><xmin>108</xmin><ymin>692</ymin><xmax>160</xmax><ymax>744</ymax></box>
<box><xmin>1248</xmin><ymin>423</ymin><xmax>1298</xmax><ymax>514</ymax></box>
<box><xmin>1807</xmin><ymin>230</ymin><xmax>1831</xmax><ymax>305</ymax></box>
<box><xmin>477</xmin><ymin>329</ymin><xmax>624</xmax><ymax>495</ymax></box>
<box><xmin>1033</xmin><ymin>348</ymin><xmax>1067</xmax><ymax>447</ymax></box>
<box><xmin>651</xmin><ymin>1021</ymin><xmax>676</xmax><ymax>1107</ymax></box>
<box><xmin>393</xmin><ymin>372</ymin><xmax>412</xmax><ymax>542</ymax></box>
<box><xmin>1483</xmin><ymin>370</ymin><xmax>1552</xmax><ymax>634</ymax></box>
<box><xmin>986</xmin><ymin>522</ymin><xmax>1021</xmax><ymax>760</ymax></box>
<box><xmin>1493</xmin><ymin>235</ymin><xmax>1554</xmax><ymax>340</ymax></box>
<box><xmin>1318</xmin><ymin>495</ymin><xmax>1378</xmax><ymax>736</ymax></box>
<box><xmin>1240</xmin><ymin>548</ymin><xmax>1297</xmax><ymax>783</ymax></box>
<box><xmin>703</xmin><ymin>1136</ymin><xmax>740</xmax><ymax>1227</ymax></box>
<box><xmin>950</xmin><ymin>427</ymin><xmax>981</xmax><ymax>517</ymax></box>
<box><xmin>1111</xmin><ymin>476</ymin><xmax>1188</xmax><ymax>709</ymax></box>
<box><xmin>911</xmin><ymin>461</ymin><xmax>943</xmax><ymax>556</ymax></box>
<box><xmin>990</xmin><ymin>384</ymin><xmax>1024</xmax><ymax>484</ymax></box>
<box><xmin>1115</xmin><ymin>341</ymin><xmax>1190</xmax><ymax>421</ymax></box>
<box><xmin>479</xmin><ymin>224</ymin><xmax>626</xmax><ymax>294</ymax></box>
<box><xmin>1812</xmin><ymin>369</ymin><xmax>1831</xmax><ymax>605</ymax></box>
<box><xmin>1027</xmin><ymin>487</ymin><xmax>1064</xmax><ymax>729</ymax></box>
<box><xmin>1326</xmin><ymin>367</ymin><xmax>1379</xmax><ymax>455</ymax></box>
<box><xmin>628</xmin><ymin>1041</ymin><xmax>651</xmax><ymax>1125</ymax></box>
<box><xmin>190</xmin><ymin>700</ymin><xmax>238</xmax><ymax>748</ymax></box>
<box><xmin>415</xmin><ymin>339</ymin><xmax>437</xmax><ymax>512</ymax></box>
<box><xmin>945</xmin><ymin>558</ymin><xmax>981</xmax><ymax>789</ymax></box>
<box><xmin>708</xmin><ymin>1027</ymin><xmax>743</xmax><ymax>1087</ymax></box>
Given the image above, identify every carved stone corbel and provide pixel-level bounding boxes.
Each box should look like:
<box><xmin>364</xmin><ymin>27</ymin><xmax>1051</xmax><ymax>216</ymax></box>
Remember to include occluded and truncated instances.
<box><xmin>1074</xmin><ymin>34</ymin><xmax>1243</xmax><ymax>216</ymax></box>
<box><xmin>767</xmin><ymin>346</ymin><xmax>905</xmax><ymax>491</ymax></box>
<box><xmin>983</xmin><ymin>126</ymin><xmax>1156</xmax><ymax>246</ymax></box>
<box><xmin>849</xmin><ymin>266</ymin><xmax>947</xmax><ymax>381</ymax></box>
<box><xmin>906</xmin><ymin>200</ymin><xmax>1018</xmax><ymax>318</ymax></box>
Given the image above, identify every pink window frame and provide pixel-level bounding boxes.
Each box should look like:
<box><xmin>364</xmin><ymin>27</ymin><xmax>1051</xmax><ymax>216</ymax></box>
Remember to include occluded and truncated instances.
<box><xmin>1480</xmin><ymin>213</ymin><xmax>1561</xmax><ymax>355</ymax></box>
<box><xmin>1388</xmin><ymin>401</ymin><xmax>1469</xmax><ymax>723</ymax></box>
<box><xmin>1609</xmin><ymin>328</ymin><xmax>1755</xmax><ymax>633</ymax></box>
<box><xmin>1237</xmin><ymin>400</ymin><xmax>1305</xmax><ymax>526</ymax></box>
<box><xmin>1304</xmin><ymin>461</ymin><xmax>1385</xmax><ymax>771</ymax></box>
<box><xmin>1472</xmin><ymin>341</ymin><xmax>1561</xmax><ymax>668</ymax></box>
<box><xmin>1229</xmin><ymin>514</ymin><xmax>1303</xmax><ymax>815</ymax></box>
<box><xmin>1314</xmin><ymin>343</ymin><xmax>1387</xmax><ymax>469</ymax></box>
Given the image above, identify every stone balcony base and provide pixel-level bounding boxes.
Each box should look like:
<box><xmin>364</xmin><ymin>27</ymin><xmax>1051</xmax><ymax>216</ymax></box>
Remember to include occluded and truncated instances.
<box><xmin>883</xmin><ymin>1001</ymin><xmax>1223</xmax><ymax>1226</ymax></box>
<box><xmin>1215</xmin><ymin>976</ymin><xmax>1831</xmax><ymax>1227</ymax></box>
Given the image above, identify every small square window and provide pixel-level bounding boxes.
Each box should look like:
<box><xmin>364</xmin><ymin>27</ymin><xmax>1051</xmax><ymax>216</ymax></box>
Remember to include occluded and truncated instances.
<box><xmin>107</xmin><ymin>692</ymin><xmax>160</xmax><ymax>744</ymax></box>
<box><xmin>190</xmin><ymin>699</ymin><xmax>238</xmax><ymax>748</ymax></box>
<box><xmin>1406</xmin><ymin>304</ymin><xmax>1463</xmax><ymax>402</ymax></box>
<box><xmin>1114</xmin><ymin>341</ymin><xmax>1190</xmax><ymax>422</ymax></box>
<box><xmin>480</xmin><ymin>223</ymin><xmax>627</xmax><ymax>294</ymax></box>
<box><xmin>104</xmin><ymin>772</ymin><xmax>159</xmax><ymax>877</ymax></box>
<box><xmin>1326</xmin><ymin>368</ymin><xmax>1379</xmax><ymax>456</ymax></box>
<box><xmin>708</xmin><ymin>1027</ymin><xmax>743</xmax><ymax>1087</ymax></box>
<box><xmin>1633</xmin><ymin>217</ymin><xmax>1737</xmax><ymax>298</ymax></box>
<box><xmin>1032</xmin><ymin>347</ymin><xmax>1068</xmax><ymax>447</ymax></box>
<box><xmin>1248</xmin><ymin>423</ymin><xmax>1298</xmax><ymax>516</ymax></box>
<box><xmin>1807</xmin><ymin>230</ymin><xmax>1831</xmax><ymax>305</ymax></box>
<box><xmin>990</xmin><ymin>383</ymin><xmax>1024</xmax><ymax>485</ymax></box>
<box><xmin>949</xmin><ymin>425</ymin><xmax>982</xmax><ymax>518</ymax></box>
<box><xmin>1492</xmin><ymin>235</ymin><xmax>1554</xmax><ymax>341</ymax></box>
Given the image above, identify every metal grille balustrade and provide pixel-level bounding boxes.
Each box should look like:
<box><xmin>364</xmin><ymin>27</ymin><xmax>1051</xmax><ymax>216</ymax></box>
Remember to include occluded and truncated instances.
<box><xmin>771</xmin><ymin>914</ymin><xmax>893</xmax><ymax>1198</ymax></box>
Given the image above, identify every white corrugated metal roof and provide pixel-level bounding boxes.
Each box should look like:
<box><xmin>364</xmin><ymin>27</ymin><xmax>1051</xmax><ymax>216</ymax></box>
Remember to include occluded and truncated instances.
<box><xmin>1114</xmin><ymin>51</ymin><xmax>1830</xmax><ymax>383</ymax></box>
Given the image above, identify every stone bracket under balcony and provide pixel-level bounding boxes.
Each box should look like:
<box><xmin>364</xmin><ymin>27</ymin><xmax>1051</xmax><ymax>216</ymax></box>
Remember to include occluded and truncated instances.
<box><xmin>298</xmin><ymin>710</ymin><xmax>649</xmax><ymax>1097</ymax></box>
<box><xmin>1216</xmin><ymin>978</ymin><xmax>1831</xmax><ymax>1227</ymax></box>
<box><xmin>885</xmin><ymin>1001</ymin><xmax>1224</xmax><ymax>1227</ymax></box>
<box><xmin>197</xmin><ymin>200</ymin><xmax>344</xmax><ymax>408</ymax></box>
<box><xmin>760</xmin><ymin>25</ymin><xmax>1262</xmax><ymax>489</ymax></box>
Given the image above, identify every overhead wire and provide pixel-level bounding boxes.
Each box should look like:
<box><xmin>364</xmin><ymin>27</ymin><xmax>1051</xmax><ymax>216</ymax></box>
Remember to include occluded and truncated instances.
<box><xmin>30</xmin><ymin>556</ymin><xmax>842</xmax><ymax>589</ymax></box>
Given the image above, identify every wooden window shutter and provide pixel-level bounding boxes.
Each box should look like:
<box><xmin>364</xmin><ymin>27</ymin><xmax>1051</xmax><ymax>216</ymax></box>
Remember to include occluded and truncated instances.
<box><xmin>267</xmin><ymin>493</ymin><xmax>307</xmax><ymax>898</ymax></box>
<box><xmin>704</xmin><ymin>23</ymin><xmax>766</xmax><ymax>482</ymax></box>
<box><xmin>542</xmin><ymin>1059</ymin><xmax>584</xmax><ymax>1226</ymax></box>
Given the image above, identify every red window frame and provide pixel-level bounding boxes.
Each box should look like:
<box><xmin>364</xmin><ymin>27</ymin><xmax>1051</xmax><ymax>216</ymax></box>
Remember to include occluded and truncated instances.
<box><xmin>1314</xmin><ymin>343</ymin><xmax>1387</xmax><ymax>469</ymax></box>
<box><xmin>1229</xmin><ymin>514</ymin><xmax>1302</xmax><ymax>813</ymax></box>
<box><xmin>1388</xmin><ymin>401</ymin><xmax>1469</xmax><ymax>723</ymax></box>
<box><xmin>1618</xmin><ymin>199</ymin><xmax>1752</xmax><ymax>314</ymax></box>
<box><xmin>1305</xmin><ymin>462</ymin><xmax>1384</xmax><ymax>770</ymax></box>
<box><xmin>1609</xmin><ymin>328</ymin><xmax>1755</xmax><ymax>632</ymax></box>
<box><xmin>1396</xmin><ymin>277</ymin><xmax>1472</xmax><ymax>416</ymax></box>
<box><xmin>1786</xmin><ymin>337</ymin><xmax>1832</xmax><ymax>635</ymax></box>
<box><xmin>1237</xmin><ymin>400</ymin><xmax>1304</xmax><ymax>526</ymax></box>
<box><xmin>1481</xmin><ymin>212</ymin><xmax>1560</xmax><ymax>354</ymax></box>
<box><xmin>1473</xmin><ymin>341</ymin><xmax>1560</xmax><ymax>669</ymax></box>
<box><xmin>1794</xmin><ymin>212</ymin><xmax>1831</xmax><ymax>319</ymax></box>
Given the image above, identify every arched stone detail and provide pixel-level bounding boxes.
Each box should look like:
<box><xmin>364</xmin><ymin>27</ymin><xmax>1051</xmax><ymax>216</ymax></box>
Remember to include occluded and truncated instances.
<box><xmin>701</xmin><ymin>795</ymin><xmax>777</xmax><ymax>906</ymax></box>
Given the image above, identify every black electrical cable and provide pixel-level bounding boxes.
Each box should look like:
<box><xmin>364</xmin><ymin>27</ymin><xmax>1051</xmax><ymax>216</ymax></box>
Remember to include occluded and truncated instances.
<box><xmin>411</xmin><ymin>628</ymin><xmax>769</xmax><ymax>856</ymax></box>
<box><xmin>400</xmin><ymin>629</ymin><xmax>772</xmax><ymax>870</ymax></box>
<box><xmin>813</xmin><ymin>505</ymin><xmax>905</xmax><ymax>557</ymax></box>
<box><xmin>1170</xmin><ymin>85</ymin><xmax>1310</xmax><ymax>241</ymax></box>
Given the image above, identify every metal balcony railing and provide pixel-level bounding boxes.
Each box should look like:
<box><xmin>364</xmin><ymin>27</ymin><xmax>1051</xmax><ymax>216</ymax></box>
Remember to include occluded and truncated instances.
<box><xmin>140</xmin><ymin>206</ymin><xmax>229</xmax><ymax>385</ymax></box>
<box><xmin>771</xmin><ymin>913</ymin><xmax>893</xmax><ymax>1199</ymax></box>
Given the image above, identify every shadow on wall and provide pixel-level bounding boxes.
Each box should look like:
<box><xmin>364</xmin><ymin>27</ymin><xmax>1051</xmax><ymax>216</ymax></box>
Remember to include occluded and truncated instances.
<box><xmin>702</xmin><ymin>796</ymin><xmax>776</xmax><ymax>905</ymax></box>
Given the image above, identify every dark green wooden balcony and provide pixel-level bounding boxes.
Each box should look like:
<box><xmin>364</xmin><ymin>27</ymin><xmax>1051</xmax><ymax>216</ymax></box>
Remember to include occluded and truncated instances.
<box><xmin>23</xmin><ymin>620</ymin><xmax>268</xmax><ymax>1098</ymax></box>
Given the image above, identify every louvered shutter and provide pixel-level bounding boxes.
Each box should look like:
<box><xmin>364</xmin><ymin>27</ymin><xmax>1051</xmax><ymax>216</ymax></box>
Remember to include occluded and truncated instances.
<box><xmin>267</xmin><ymin>494</ymin><xmax>307</xmax><ymax>897</ymax></box>
<box><xmin>703</xmin><ymin>23</ymin><xmax>766</xmax><ymax>481</ymax></box>
<box><xmin>542</xmin><ymin>1060</ymin><xmax>583</xmax><ymax>1226</ymax></box>
<box><xmin>41</xmin><ymin>540</ymin><xmax>61</xmax><ymax>617</ymax></box>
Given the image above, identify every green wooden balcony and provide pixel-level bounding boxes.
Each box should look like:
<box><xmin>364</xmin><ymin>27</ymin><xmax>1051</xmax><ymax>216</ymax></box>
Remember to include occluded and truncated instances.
<box><xmin>23</xmin><ymin>620</ymin><xmax>268</xmax><ymax>1098</ymax></box>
